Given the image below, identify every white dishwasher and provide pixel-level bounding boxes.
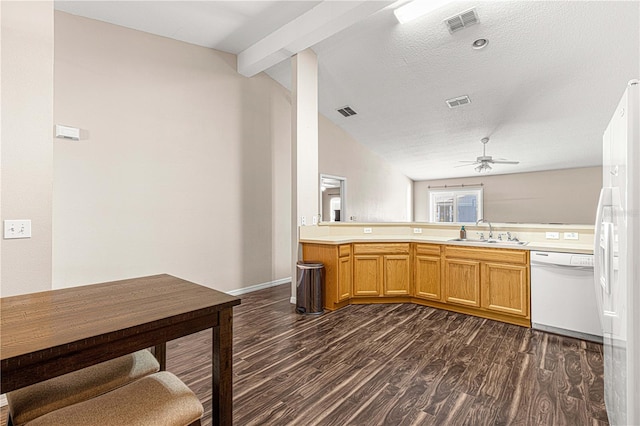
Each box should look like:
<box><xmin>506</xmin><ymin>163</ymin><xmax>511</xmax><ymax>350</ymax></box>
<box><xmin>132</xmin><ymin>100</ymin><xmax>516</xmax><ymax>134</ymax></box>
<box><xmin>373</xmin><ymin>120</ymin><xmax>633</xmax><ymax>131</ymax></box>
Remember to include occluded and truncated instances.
<box><xmin>530</xmin><ymin>250</ymin><xmax>602</xmax><ymax>342</ymax></box>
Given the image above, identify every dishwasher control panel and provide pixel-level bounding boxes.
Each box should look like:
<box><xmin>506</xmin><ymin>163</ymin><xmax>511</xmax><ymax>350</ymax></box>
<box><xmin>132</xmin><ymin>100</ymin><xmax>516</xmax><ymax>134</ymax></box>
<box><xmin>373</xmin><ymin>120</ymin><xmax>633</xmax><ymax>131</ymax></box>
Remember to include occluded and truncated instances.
<box><xmin>570</xmin><ymin>255</ymin><xmax>594</xmax><ymax>267</ymax></box>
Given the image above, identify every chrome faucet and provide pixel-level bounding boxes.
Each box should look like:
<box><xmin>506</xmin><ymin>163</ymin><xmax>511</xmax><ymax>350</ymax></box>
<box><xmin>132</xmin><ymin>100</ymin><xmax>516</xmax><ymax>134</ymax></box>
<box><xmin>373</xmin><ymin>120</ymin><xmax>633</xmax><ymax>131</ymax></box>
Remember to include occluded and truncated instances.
<box><xmin>476</xmin><ymin>218</ymin><xmax>493</xmax><ymax>239</ymax></box>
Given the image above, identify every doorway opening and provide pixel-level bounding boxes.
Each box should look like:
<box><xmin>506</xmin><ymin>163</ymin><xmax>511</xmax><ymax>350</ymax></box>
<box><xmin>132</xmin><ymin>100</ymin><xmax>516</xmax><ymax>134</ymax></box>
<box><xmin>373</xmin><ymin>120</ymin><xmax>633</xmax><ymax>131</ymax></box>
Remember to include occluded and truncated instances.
<box><xmin>320</xmin><ymin>174</ymin><xmax>346</xmax><ymax>222</ymax></box>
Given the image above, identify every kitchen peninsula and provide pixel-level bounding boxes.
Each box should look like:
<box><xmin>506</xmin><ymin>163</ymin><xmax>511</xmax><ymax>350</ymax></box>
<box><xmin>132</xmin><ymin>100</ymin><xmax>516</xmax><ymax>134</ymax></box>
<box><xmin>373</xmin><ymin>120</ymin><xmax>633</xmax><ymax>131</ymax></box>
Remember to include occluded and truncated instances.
<box><xmin>300</xmin><ymin>222</ymin><xmax>594</xmax><ymax>327</ymax></box>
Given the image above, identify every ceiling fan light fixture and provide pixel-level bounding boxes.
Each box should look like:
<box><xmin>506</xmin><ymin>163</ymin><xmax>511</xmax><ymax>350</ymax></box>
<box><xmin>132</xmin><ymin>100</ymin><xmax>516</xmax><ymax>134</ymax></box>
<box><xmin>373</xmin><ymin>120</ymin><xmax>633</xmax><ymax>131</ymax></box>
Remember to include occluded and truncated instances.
<box><xmin>459</xmin><ymin>137</ymin><xmax>518</xmax><ymax>172</ymax></box>
<box><xmin>394</xmin><ymin>0</ymin><xmax>457</xmax><ymax>24</ymax></box>
<box><xmin>475</xmin><ymin>163</ymin><xmax>492</xmax><ymax>173</ymax></box>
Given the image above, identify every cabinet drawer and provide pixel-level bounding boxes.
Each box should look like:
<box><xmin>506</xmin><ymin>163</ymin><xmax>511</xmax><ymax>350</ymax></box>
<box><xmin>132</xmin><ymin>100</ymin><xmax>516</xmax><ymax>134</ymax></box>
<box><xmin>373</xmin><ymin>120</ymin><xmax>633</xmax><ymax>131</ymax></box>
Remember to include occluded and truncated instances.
<box><xmin>353</xmin><ymin>243</ymin><xmax>410</xmax><ymax>255</ymax></box>
<box><xmin>415</xmin><ymin>243</ymin><xmax>441</xmax><ymax>256</ymax></box>
<box><xmin>444</xmin><ymin>245</ymin><xmax>527</xmax><ymax>264</ymax></box>
<box><xmin>338</xmin><ymin>244</ymin><xmax>351</xmax><ymax>257</ymax></box>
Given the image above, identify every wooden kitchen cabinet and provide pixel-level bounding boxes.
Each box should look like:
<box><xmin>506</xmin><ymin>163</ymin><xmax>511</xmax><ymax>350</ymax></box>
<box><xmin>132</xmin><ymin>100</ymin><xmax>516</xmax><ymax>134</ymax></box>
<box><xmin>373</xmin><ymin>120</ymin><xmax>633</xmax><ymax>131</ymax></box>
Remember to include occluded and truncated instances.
<box><xmin>443</xmin><ymin>245</ymin><xmax>530</xmax><ymax>325</ymax></box>
<box><xmin>353</xmin><ymin>255</ymin><xmax>382</xmax><ymax>296</ymax></box>
<box><xmin>337</xmin><ymin>254</ymin><xmax>352</xmax><ymax>302</ymax></box>
<box><xmin>482</xmin><ymin>262</ymin><xmax>529</xmax><ymax>317</ymax></box>
<box><xmin>414</xmin><ymin>244</ymin><xmax>442</xmax><ymax>301</ymax></box>
<box><xmin>444</xmin><ymin>258</ymin><xmax>481</xmax><ymax>307</ymax></box>
<box><xmin>353</xmin><ymin>243</ymin><xmax>411</xmax><ymax>297</ymax></box>
<box><xmin>301</xmin><ymin>243</ymin><xmax>352</xmax><ymax>310</ymax></box>
<box><xmin>302</xmin><ymin>240</ymin><xmax>530</xmax><ymax>327</ymax></box>
<box><xmin>383</xmin><ymin>255</ymin><xmax>411</xmax><ymax>296</ymax></box>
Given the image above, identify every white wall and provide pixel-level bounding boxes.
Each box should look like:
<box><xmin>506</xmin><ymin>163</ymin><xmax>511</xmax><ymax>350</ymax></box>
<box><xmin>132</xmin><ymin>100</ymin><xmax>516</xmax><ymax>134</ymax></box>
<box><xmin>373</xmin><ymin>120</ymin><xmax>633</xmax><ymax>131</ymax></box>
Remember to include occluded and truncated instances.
<box><xmin>414</xmin><ymin>166</ymin><xmax>601</xmax><ymax>224</ymax></box>
<box><xmin>53</xmin><ymin>12</ymin><xmax>292</xmax><ymax>292</ymax></box>
<box><xmin>1</xmin><ymin>1</ymin><xmax>54</xmax><ymax>297</ymax></box>
<box><xmin>52</xmin><ymin>12</ymin><xmax>411</xmax><ymax>292</ymax></box>
<box><xmin>319</xmin><ymin>115</ymin><xmax>413</xmax><ymax>222</ymax></box>
<box><xmin>1</xmin><ymin>10</ymin><xmax>415</xmax><ymax>296</ymax></box>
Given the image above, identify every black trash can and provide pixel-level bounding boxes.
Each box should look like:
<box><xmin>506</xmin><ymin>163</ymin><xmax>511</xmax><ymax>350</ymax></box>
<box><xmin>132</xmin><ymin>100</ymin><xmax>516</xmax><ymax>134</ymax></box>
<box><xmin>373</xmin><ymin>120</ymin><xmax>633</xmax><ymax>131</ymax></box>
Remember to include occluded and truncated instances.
<box><xmin>296</xmin><ymin>261</ymin><xmax>325</xmax><ymax>315</ymax></box>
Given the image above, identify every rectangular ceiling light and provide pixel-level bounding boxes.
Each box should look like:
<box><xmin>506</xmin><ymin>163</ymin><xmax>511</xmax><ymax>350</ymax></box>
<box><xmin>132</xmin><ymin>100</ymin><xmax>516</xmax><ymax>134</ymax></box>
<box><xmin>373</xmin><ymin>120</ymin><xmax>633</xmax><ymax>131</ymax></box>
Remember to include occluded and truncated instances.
<box><xmin>394</xmin><ymin>0</ymin><xmax>457</xmax><ymax>24</ymax></box>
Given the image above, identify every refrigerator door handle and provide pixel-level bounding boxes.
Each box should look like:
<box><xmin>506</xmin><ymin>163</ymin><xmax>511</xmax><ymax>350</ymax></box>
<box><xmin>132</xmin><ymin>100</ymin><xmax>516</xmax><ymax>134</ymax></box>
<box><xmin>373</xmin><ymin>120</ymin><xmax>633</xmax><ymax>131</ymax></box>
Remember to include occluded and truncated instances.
<box><xmin>594</xmin><ymin>187</ymin><xmax>612</xmax><ymax>316</ymax></box>
<box><xmin>602</xmin><ymin>222</ymin><xmax>613</xmax><ymax>295</ymax></box>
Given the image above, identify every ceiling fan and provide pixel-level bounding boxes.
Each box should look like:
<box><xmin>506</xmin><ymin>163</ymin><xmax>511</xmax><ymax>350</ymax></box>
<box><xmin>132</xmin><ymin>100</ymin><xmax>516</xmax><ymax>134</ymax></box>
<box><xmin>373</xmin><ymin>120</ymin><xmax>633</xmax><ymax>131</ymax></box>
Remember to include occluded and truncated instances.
<box><xmin>458</xmin><ymin>137</ymin><xmax>519</xmax><ymax>172</ymax></box>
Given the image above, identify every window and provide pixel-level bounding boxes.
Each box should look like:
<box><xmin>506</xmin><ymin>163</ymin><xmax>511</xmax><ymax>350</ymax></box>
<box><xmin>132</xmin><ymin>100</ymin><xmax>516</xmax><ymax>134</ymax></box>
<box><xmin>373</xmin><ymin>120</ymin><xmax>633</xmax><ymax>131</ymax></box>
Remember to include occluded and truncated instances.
<box><xmin>428</xmin><ymin>188</ymin><xmax>483</xmax><ymax>223</ymax></box>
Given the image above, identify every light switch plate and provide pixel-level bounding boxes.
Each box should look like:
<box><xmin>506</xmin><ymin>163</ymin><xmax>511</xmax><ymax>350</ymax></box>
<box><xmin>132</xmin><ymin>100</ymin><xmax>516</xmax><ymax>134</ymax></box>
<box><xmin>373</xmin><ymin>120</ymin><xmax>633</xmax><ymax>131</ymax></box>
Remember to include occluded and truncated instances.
<box><xmin>546</xmin><ymin>232</ymin><xmax>560</xmax><ymax>239</ymax></box>
<box><xmin>564</xmin><ymin>232</ymin><xmax>579</xmax><ymax>240</ymax></box>
<box><xmin>4</xmin><ymin>220</ymin><xmax>32</xmax><ymax>239</ymax></box>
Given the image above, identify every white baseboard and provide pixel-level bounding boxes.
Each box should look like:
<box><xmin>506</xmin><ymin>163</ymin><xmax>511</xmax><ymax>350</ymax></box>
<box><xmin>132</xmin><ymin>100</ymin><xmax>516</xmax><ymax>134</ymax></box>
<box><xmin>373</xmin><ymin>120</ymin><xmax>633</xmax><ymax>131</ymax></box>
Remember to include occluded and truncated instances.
<box><xmin>1</xmin><ymin>394</ymin><xmax>6</xmax><ymax>407</ymax></box>
<box><xmin>227</xmin><ymin>277</ymin><xmax>291</xmax><ymax>296</ymax></box>
<box><xmin>290</xmin><ymin>296</ymin><xmax>296</xmax><ymax>304</ymax></box>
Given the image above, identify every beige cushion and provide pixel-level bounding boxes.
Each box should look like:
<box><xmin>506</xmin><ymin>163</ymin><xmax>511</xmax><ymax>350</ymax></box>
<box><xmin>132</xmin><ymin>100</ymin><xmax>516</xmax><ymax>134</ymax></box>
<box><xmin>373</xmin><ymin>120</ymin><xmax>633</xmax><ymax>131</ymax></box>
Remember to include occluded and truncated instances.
<box><xmin>8</xmin><ymin>349</ymin><xmax>160</xmax><ymax>425</ymax></box>
<box><xmin>27</xmin><ymin>372</ymin><xmax>204</xmax><ymax>426</ymax></box>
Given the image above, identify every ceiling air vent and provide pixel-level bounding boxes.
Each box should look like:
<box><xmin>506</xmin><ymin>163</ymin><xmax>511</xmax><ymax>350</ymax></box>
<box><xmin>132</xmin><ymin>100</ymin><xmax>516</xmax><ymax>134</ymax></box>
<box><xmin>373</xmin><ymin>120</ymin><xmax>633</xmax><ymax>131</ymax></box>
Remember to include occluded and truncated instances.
<box><xmin>444</xmin><ymin>8</ymin><xmax>479</xmax><ymax>33</ymax></box>
<box><xmin>446</xmin><ymin>95</ymin><xmax>471</xmax><ymax>108</ymax></box>
<box><xmin>336</xmin><ymin>106</ymin><xmax>357</xmax><ymax>117</ymax></box>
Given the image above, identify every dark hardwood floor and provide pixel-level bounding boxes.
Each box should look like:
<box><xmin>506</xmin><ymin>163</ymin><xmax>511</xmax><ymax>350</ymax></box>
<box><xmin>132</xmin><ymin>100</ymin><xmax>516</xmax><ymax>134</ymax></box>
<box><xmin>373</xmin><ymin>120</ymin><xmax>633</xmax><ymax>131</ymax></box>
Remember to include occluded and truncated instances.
<box><xmin>1</xmin><ymin>283</ymin><xmax>608</xmax><ymax>425</ymax></box>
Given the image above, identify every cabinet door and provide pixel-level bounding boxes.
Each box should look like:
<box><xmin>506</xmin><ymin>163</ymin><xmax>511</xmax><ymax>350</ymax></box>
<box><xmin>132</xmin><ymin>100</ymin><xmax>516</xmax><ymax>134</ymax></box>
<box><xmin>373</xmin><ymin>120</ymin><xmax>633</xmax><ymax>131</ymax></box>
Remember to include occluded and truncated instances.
<box><xmin>337</xmin><ymin>255</ymin><xmax>352</xmax><ymax>301</ymax></box>
<box><xmin>353</xmin><ymin>255</ymin><xmax>382</xmax><ymax>296</ymax></box>
<box><xmin>384</xmin><ymin>255</ymin><xmax>410</xmax><ymax>296</ymax></box>
<box><xmin>415</xmin><ymin>255</ymin><xmax>442</xmax><ymax>301</ymax></box>
<box><xmin>302</xmin><ymin>243</ymin><xmax>340</xmax><ymax>310</ymax></box>
<box><xmin>482</xmin><ymin>262</ymin><xmax>529</xmax><ymax>317</ymax></box>
<box><xmin>444</xmin><ymin>259</ymin><xmax>481</xmax><ymax>307</ymax></box>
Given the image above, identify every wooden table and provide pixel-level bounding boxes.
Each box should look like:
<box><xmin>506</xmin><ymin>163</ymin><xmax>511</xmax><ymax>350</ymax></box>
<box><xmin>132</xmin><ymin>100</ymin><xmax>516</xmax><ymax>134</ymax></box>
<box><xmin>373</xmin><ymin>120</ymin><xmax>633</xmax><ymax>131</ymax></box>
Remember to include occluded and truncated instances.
<box><xmin>0</xmin><ymin>274</ymin><xmax>241</xmax><ymax>425</ymax></box>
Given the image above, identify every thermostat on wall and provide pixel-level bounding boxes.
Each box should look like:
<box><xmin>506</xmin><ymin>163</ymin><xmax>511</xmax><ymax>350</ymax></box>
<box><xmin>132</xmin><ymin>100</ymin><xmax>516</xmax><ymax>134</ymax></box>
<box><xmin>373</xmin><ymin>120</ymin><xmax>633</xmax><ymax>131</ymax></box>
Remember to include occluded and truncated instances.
<box><xmin>55</xmin><ymin>124</ymin><xmax>80</xmax><ymax>140</ymax></box>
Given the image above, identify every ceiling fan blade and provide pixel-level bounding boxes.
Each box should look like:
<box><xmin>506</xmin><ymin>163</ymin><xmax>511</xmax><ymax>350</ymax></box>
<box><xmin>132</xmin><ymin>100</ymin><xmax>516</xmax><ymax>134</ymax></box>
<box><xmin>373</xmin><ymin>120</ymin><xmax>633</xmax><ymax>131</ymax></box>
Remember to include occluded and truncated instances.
<box><xmin>491</xmin><ymin>160</ymin><xmax>520</xmax><ymax>164</ymax></box>
<box><xmin>457</xmin><ymin>138</ymin><xmax>520</xmax><ymax>169</ymax></box>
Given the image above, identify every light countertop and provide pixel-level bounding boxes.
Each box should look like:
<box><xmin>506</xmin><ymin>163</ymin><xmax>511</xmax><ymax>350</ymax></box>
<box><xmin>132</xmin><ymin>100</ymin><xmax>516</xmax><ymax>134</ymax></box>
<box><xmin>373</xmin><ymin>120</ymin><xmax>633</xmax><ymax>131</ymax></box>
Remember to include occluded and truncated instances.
<box><xmin>299</xmin><ymin>235</ymin><xmax>594</xmax><ymax>254</ymax></box>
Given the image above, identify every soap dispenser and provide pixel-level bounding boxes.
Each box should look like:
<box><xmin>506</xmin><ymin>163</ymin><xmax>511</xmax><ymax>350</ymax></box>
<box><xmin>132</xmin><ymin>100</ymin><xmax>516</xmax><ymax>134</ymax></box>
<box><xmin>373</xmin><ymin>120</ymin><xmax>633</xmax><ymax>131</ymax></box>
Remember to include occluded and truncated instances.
<box><xmin>460</xmin><ymin>225</ymin><xmax>466</xmax><ymax>240</ymax></box>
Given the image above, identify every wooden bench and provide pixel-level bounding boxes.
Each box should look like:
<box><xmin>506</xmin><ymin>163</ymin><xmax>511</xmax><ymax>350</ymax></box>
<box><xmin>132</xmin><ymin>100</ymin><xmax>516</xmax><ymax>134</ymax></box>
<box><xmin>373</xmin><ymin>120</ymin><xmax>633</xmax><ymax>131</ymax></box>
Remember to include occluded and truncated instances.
<box><xmin>7</xmin><ymin>350</ymin><xmax>160</xmax><ymax>426</ymax></box>
<box><xmin>26</xmin><ymin>372</ymin><xmax>203</xmax><ymax>426</ymax></box>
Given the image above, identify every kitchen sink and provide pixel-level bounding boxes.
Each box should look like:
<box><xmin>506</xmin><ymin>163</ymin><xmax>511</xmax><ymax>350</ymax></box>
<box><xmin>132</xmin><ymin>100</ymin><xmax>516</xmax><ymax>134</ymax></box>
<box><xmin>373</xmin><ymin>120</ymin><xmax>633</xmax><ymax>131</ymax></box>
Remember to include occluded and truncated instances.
<box><xmin>448</xmin><ymin>238</ymin><xmax>528</xmax><ymax>246</ymax></box>
<box><xmin>484</xmin><ymin>239</ymin><xmax>528</xmax><ymax>246</ymax></box>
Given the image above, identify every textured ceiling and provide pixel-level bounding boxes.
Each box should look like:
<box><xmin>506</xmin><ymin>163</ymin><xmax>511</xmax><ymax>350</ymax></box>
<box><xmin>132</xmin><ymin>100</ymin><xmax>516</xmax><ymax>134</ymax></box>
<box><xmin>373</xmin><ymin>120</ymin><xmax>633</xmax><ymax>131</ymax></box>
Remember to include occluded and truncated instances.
<box><xmin>55</xmin><ymin>1</ymin><xmax>321</xmax><ymax>53</ymax></box>
<box><xmin>55</xmin><ymin>1</ymin><xmax>640</xmax><ymax>181</ymax></box>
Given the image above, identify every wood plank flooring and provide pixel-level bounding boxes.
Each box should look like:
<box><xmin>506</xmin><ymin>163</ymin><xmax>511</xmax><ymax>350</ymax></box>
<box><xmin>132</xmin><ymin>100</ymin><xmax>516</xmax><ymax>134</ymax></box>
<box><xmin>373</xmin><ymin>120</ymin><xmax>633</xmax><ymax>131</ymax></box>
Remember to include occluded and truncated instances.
<box><xmin>1</xmin><ymin>283</ymin><xmax>608</xmax><ymax>425</ymax></box>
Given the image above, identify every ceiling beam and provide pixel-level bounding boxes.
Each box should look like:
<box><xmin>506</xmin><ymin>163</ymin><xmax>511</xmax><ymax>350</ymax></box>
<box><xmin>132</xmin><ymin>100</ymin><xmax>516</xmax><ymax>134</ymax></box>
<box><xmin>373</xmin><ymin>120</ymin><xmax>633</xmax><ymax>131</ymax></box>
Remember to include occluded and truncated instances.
<box><xmin>237</xmin><ymin>0</ymin><xmax>394</xmax><ymax>77</ymax></box>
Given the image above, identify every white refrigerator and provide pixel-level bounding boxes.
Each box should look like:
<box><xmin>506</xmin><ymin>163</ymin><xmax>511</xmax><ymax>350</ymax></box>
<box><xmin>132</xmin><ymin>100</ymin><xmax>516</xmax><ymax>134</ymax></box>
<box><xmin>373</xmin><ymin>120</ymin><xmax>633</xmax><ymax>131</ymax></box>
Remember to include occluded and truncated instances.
<box><xmin>594</xmin><ymin>79</ymin><xmax>639</xmax><ymax>426</ymax></box>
